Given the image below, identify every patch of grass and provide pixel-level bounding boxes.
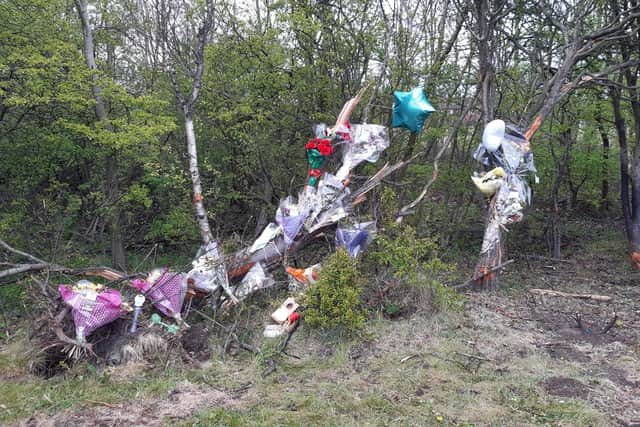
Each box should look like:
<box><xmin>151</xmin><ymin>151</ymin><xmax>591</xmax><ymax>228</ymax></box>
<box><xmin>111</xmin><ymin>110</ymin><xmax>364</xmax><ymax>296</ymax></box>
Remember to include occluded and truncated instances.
<box><xmin>0</xmin><ymin>363</ymin><xmax>182</xmax><ymax>424</ymax></box>
<box><xmin>0</xmin><ymin>331</ymin><xmax>30</xmax><ymax>377</ymax></box>
<box><xmin>497</xmin><ymin>383</ymin><xmax>606</xmax><ymax>426</ymax></box>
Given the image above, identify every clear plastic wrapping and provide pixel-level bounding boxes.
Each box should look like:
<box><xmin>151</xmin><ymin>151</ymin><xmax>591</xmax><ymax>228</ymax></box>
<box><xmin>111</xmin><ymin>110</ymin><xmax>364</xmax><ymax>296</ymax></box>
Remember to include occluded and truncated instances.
<box><xmin>495</xmin><ymin>174</ymin><xmax>530</xmax><ymax>225</ymax></box>
<box><xmin>304</xmin><ymin>173</ymin><xmax>347</xmax><ymax>229</ymax></box>
<box><xmin>275</xmin><ymin>196</ymin><xmax>309</xmax><ymax>246</ymax></box>
<box><xmin>249</xmin><ymin>223</ymin><xmax>282</xmax><ymax>254</ymax></box>
<box><xmin>336</xmin><ymin>124</ymin><xmax>390</xmax><ymax>180</ymax></box>
<box><xmin>232</xmin><ymin>263</ymin><xmax>275</xmax><ymax>302</ymax></box>
<box><xmin>188</xmin><ymin>241</ymin><xmax>229</xmax><ymax>293</ymax></box>
<box><xmin>335</xmin><ymin>221</ymin><xmax>376</xmax><ymax>258</ymax></box>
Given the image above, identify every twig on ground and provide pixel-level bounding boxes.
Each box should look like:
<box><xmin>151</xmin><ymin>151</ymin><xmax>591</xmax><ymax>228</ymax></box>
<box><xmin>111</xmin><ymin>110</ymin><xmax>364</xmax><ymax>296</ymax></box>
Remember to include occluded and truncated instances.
<box><xmin>85</xmin><ymin>400</ymin><xmax>120</xmax><ymax>408</ymax></box>
<box><xmin>261</xmin><ymin>358</ymin><xmax>277</xmax><ymax>378</ymax></box>
<box><xmin>455</xmin><ymin>352</ymin><xmax>493</xmax><ymax>362</ymax></box>
<box><xmin>602</xmin><ymin>312</ymin><xmax>618</xmax><ymax>334</ymax></box>
<box><xmin>400</xmin><ymin>354</ymin><xmax>417</xmax><ymax>363</ymax></box>
<box><xmin>525</xmin><ymin>255</ymin><xmax>576</xmax><ymax>264</ymax></box>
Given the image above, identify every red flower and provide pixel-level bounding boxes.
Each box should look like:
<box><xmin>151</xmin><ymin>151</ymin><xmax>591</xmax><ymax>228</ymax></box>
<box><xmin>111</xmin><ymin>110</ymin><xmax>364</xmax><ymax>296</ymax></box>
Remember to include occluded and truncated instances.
<box><xmin>308</xmin><ymin>169</ymin><xmax>322</xmax><ymax>178</ymax></box>
<box><xmin>317</xmin><ymin>140</ymin><xmax>333</xmax><ymax>156</ymax></box>
<box><xmin>288</xmin><ymin>312</ymin><xmax>300</xmax><ymax>323</ymax></box>
<box><xmin>306</xmin><ymin>138</ymin><xmax>333</xmax><ymax>155</ymax></box>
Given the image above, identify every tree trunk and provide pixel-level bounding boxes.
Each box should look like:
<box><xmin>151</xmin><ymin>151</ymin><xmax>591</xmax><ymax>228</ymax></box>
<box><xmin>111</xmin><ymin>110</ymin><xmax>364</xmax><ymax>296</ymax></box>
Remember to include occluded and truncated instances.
<box><xmin>611</xmin><ymin>87</ymin><xmax>633</xmax><ymax>240</ymax></box>
<box><xmin>475</xmin><ymin>0</ymin><xmax>495</xmax><ymax>125</ymax></box>
<box><xmin>597</xmin><ymin>118</ymin><xmax>610</xmax><ymax>211</ymax></box>
<box><xmin>75</xmin><ymin>0</ymin><xmax>126</xmax><ymax>270</ymax></box>
<box><xmin>473</xmin><ymin>196</ymin><xmax>502</xmax><ymax>290</ymax></box>
<box><xmin>107</xmin><ymin>155</ymin><xmax>126</xmax><ymax>270</ymax></box>
<box><xmin>184</xmin><ymin>110</ymin><xmax>214</xmax><ymax>245</ymax></box>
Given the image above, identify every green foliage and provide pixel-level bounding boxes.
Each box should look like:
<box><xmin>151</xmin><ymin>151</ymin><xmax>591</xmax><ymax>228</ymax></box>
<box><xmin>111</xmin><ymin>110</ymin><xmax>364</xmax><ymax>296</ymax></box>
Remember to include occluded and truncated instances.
<box><xmin>146</xmin><ymin>205</ymin><xmax>199</xmax><ymax>245</ymax></box>
<box><xmin>304</xmin><ymin>248</ymin><xmax>366</xmax><ymax>333</ymax></box>
<box><xmin>363</xmin><ymin>189</ymin><xmax>463</xmax><ymax>312</ymax></box>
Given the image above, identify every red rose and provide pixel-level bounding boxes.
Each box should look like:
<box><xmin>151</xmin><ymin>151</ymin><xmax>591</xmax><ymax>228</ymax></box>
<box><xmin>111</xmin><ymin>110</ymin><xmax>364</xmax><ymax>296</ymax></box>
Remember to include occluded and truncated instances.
<box><xmin>317</xmin><ymin>141</ymin><xmax>333</xmax><ymax>156</ymax></box>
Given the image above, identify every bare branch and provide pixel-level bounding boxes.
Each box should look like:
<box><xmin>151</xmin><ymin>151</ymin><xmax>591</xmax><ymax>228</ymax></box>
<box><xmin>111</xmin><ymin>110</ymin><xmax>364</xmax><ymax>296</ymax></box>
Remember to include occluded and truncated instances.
<box><xmin>0</xmin><ymin>238</ymin><xmax>47</xmax><ymax>264</ymax></box>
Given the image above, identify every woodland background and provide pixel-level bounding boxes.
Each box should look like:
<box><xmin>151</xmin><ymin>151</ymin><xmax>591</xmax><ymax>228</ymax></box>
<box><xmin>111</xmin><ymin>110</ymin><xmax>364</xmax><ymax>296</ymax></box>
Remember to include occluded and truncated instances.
<box><xmin>2</xmin><ymin>1</ymin><xmax>640</xmax><ymax>425</ymax></box>
<box><xmin>2</xmin><ymin>0</ymin><xmax>640</xmax><ymax>270</ymax></box>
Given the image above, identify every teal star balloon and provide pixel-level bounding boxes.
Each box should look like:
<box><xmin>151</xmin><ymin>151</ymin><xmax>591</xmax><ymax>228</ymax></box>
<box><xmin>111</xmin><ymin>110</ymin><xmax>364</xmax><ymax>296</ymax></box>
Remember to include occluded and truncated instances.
<box><xmin>392</xmin><ymin>87</ymin><xmax>436</xmax><ymax>133</ymax></box>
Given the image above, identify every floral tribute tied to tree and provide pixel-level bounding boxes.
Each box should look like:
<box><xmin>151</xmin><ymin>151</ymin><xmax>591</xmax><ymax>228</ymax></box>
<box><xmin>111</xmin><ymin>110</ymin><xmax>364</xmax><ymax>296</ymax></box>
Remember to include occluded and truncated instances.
<box><xmin>471</xmin><ymin>119</ymin><xmax>538</xmax><ymax>289</ymax></box>
<box><xmin>43</xmin><ymin>87</ymin><xmax>436</xmax><ymax>354</ymax></box>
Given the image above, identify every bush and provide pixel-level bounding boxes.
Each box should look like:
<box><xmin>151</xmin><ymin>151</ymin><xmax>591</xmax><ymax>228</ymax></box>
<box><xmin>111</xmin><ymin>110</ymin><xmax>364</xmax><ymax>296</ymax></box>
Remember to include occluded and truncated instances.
<box><xmin>304</xmin><ymin>248</ymin><xmax>365</xmax><ymax>333</ymax></box>
<box><xmin>362</xmin><ymin>198</ymin><xmax>464</xmax><ymax>316</ymax></box>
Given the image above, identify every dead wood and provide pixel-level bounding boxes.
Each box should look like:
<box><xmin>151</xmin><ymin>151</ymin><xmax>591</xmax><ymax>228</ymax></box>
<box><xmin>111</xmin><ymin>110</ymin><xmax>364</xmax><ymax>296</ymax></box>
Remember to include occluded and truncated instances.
<box><xmin>528</xmin><ymin>288</ymin><xmax>613</xmax><ymax>302</ymax></box>
<box><xmin>0</xmin><ymin>238</ymin><xmax>127</xmax><ymax>283</ymax></box>
<box><xmin>524</xmin><ymin>255</ymin><xmax>576</xmax><ymax>265</ymax></box>
<box><xmin>602</xmin><ymin>312</ymin><xmax>618</xmax><ymax>334</ymax></box>
<box><xmin>52</xmin><ymin>307</ymin><xmax>94</xmax><ymax>355</ymax></box>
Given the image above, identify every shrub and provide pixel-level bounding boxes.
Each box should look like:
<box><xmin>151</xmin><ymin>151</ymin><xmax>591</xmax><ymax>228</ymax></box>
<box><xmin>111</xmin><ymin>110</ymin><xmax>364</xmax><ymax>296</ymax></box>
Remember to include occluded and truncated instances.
<box><xmin>304</xmin><ymin>248</ymin><xmax>365</xmax><ymax>333</ymax></box>
<box><xmin>363</xmin><ymin>189</ymin><xmax>464</xmax><ymax>315</ymax></box>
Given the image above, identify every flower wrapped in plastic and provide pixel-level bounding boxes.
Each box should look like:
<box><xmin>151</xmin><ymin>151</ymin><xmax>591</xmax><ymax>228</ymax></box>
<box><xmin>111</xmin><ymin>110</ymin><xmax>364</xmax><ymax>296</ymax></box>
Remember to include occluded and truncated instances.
<box><xmin>495</xmin><ymin>174</ymin><xmax>530</xmax><ymax>225</ymax></box>
<box><xmin>304</xmin><ymin>173</ymin><xmax>348</xmax><ymax>230</ymax></box>
<box><xmin>231</xmin><ymin>262</ymin><xmax>275</xmax><ymax>302</ymax></box>
<box><xmin>187</xmin><ymin>241</ymin><xmax>234</xmax><ymax>303</ymax></box>
<box><xmin>336</xmin><ymin>221</ymin><xmax>376</xmax><ymax>258</ymax></box>
<box><xmin>132</xmin><ymin>269</ymin><xmax>186</xmax><ymax>321</ymax></box>
<box><xmin>335</xmin><ymin>124</ymin><xmax>390</xmax><ymax>180</ymax></box>
<box><xmin>59</xmin><ymin>282</ymin><xmax>127</xmax><ymax>342</ymax></box>
<box><xmin>275</xmin><ymin>196</ymin><xmax>309</xmax><ymax>246</ymax></box>
<box><xmin>306</xmin><ymin>137</ymin><xmax>334</xmax><ymax>186</ymax></box>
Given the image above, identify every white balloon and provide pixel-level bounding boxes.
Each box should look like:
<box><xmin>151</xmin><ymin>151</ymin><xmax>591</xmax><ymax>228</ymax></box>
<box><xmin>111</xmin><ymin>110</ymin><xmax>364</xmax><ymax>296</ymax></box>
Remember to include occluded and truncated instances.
<box><xmin>482</xmin><ymin>119</ymin><xmax>505</xmax><ymax>152</ymax></box>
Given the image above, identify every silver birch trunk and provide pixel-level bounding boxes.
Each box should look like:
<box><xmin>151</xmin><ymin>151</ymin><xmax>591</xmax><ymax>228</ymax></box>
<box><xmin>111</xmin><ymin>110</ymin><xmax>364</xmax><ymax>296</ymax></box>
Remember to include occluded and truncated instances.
<box><xmin>184</xmin><ymin>111</ymin><xmax>214</xmax><ymax>246</ymax></box>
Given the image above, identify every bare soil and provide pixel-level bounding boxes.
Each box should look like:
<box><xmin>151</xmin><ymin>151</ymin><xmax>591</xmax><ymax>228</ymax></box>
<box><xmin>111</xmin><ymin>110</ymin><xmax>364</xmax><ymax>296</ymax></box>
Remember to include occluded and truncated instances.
<box><xmin>18</xmin><ymin>381</ymin><xmax>251</xmax><ymax>427</ymax></box>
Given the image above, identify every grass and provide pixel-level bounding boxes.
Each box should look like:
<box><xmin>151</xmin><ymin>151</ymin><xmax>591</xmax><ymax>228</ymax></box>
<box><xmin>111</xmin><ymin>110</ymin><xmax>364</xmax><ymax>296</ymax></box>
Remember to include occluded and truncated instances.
<box><xmin>1</xmin><ymin>216</ymin><xmax>635</xmax><ymax>426</ymax></box>
<box><xmin>0</xmin><ymin>304</ymin><xmax>613</xmax><ymax>427</ymax></box>
<box><xmin>0</xmin><ymin>355</ymin><xmax>181</xmax><ymax>423</ymax></box>
<box><xmin>173</xmin><ymin>310</ymin><xmax>609</xmax><ymax>426</ymax></box>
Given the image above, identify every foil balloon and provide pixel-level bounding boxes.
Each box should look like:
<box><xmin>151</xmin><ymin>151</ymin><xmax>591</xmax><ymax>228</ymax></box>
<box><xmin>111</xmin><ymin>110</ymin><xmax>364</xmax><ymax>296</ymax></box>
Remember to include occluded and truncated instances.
<box><xmin>482</xmin><ymin>119</ymin><xmax>505</xmax><ymax>152</ymax></box>
<box><xmin>392</xmin><ymin>88</ymin><xmax>436</xmax><ymax>133</ymax></box>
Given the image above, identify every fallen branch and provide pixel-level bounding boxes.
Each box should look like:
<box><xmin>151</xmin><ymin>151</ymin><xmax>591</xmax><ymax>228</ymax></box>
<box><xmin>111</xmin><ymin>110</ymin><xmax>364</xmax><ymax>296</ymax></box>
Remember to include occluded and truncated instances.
<box><xmin>0</xmin><ymin>238</ymin><xmax>48</xmax><ymax>264</ymax></box>
<box><xmin>1</xmin><ymin>238</ymin><xmax>128</xmax><ymax>283</ymax></box>
<box><xmin>261</xmin><ymin>357</ymin><xmax>277</xmax><ymax>378</ymax></box>
<box><xmin>602</xmin><ymin>312</ymin><xmax>618</xmax><ymax>334</ymax></box>
<box><xmin>52</xmin><ymin>307</ymin><xmax>94</xmax><ymax>355</ymax></box>
<box><xmin>524</xmin><ymin>255</ymin><xmax>576</xmax><ymax>265</ymax></box>
<box><xmin>0</xmin><ymin>263</ymin><xmax>51</xmax><ymax>279</ymax></box>
<box><xmin>455</xmin><ymin>351</ymin><xmax>493</xmax><ymax>362</ymax></box>
<box><xmin>528</xmin><ymin>288</ymin><xmax>613</xmax><ymax>302</ymax></box>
